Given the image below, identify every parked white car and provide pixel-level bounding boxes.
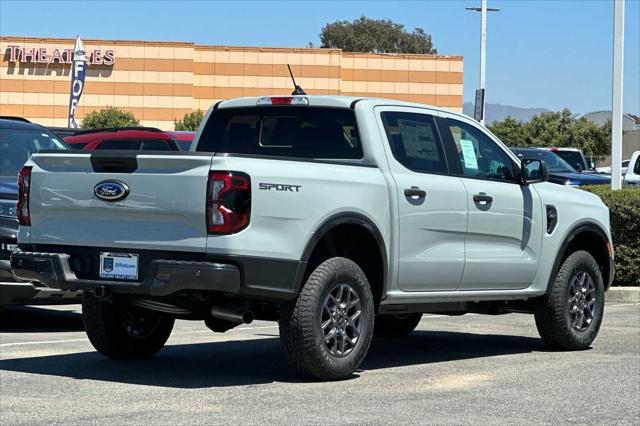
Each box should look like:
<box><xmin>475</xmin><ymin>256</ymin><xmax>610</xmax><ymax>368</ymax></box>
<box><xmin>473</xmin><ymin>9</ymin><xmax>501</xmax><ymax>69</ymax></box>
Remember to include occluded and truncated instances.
<box><xmin>597</xmin><ymin>159</ymin><xmax>630</xmax><ymax>175</ymax></box>
<box><xmin>623</xmin><ymin>151</ymin><xmax>640</xmax><ymax>187</ymax></box>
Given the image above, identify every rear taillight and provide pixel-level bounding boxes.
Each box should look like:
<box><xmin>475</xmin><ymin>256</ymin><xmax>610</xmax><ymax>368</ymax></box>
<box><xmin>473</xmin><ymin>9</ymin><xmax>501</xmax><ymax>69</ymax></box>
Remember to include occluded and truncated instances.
<box><xmin>17</xmin><ymin>166</ymin><xmax>32</xmax><ymax>226</ymax></box>
<box><xmin>206</xmin><ymin>171</ymin><xmax>251</xmax><ymax>234</ymax></box>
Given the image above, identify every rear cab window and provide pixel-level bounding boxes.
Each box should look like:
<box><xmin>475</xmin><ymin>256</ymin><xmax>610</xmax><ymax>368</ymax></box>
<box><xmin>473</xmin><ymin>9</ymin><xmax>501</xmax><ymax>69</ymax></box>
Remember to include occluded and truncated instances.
<box><xmin>97</xmin><ymin>139</ymin><xmax>141</xmax><ymax>150</ymax></box>
<box><xmin>141</xmin><ymin>139</ymin><xmax>179</xmax><ymax>151</ymax></box>
<box><xmin>95</xmin><ymin>139</ymin><xmax>178</xmax><ymax>151</ymax></box>
<box><xmin>196</xmin><ymin>107</ymin><xmax>362</xmax><ymax>159</ymax></box>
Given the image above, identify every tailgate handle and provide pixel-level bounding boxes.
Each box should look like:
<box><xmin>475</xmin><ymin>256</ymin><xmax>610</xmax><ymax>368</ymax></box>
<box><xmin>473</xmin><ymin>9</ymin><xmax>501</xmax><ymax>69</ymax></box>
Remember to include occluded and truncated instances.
<box><xmin>90</xmin><ymin>155</ymin><xmax>138</xmax><ymax>173</ymax></box>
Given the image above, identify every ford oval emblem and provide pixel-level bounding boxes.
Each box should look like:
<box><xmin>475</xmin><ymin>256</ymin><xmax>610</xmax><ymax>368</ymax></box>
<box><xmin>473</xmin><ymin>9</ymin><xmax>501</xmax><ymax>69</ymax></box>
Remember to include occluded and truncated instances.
<box><xmin>94</xmin><ymin>181</ymin><xmax>129</xmax><ymax>202</ymax></box>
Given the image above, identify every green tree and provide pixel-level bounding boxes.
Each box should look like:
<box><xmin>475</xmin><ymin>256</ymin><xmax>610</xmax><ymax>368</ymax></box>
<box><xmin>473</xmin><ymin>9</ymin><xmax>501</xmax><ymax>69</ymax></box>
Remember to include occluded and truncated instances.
<box><xmin>81</xmin><ymin>106</ymin><xmax>139</xmax><ymax>129</ymax></box>
<box><xmin>487</xmin><ymin>116</ymin><xmax>525</xmax><ymax>147</ymax></box>
<box><xmin>174</xmin><ymin>110</ymin><xmax>204</xmax><ymax>131</ymax></box>
<box><xmin>488</xmin><ymin>109</ymin><xmax>611</xmax><ymax>158</ymax></box>
<box><xmin>320</xmin><ymin>16</ymin><xmax>436</xmax><ymax>54</ymax></box>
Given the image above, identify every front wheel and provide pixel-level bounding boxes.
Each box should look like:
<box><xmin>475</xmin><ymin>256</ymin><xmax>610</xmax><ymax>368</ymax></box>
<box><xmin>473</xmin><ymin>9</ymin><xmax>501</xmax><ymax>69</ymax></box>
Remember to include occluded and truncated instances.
<box><xmin>279</xmin><ymin>257</ymin><xmax>375</xmax><ymax>381</ymax></box>
<box><xmin>82</xmin><ymin>293</ymin><xmax>175</xmax><ymax>360</ymax></box>
<box><xmin>534</xmin><ymin>250</ymin><xmax>605</xmax><ymax>350</ymax></box>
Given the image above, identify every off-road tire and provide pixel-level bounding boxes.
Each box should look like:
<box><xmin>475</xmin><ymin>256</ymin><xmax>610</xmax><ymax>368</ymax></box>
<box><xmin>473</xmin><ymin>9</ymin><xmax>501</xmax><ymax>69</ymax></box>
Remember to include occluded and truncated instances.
<box><xmin>82</xmin><ymin>292</ymin><xmax>174</xmax><ymax>360</ymax></box>
<box><xmin>374</xmin><ymin>313</ymin><xmax>423</xmax><ymax>337</ymax></box>
<box><xmin>279</xmin><ymin>257</ymin><xmax>375</xmax><ymax>381</ymax></box>
<box><xmin>534</xmin><ymin>250</ymin><xmax>605</xmax><ymax>350</ymax></box>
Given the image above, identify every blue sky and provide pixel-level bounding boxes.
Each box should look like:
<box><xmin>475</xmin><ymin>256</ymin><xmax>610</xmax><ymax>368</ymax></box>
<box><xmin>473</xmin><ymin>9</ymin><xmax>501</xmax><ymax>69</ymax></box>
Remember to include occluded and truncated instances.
<box><xmin>1</xmin><ymin>0</ymin><xmax>638</xmax><ymax>114</ymax></box>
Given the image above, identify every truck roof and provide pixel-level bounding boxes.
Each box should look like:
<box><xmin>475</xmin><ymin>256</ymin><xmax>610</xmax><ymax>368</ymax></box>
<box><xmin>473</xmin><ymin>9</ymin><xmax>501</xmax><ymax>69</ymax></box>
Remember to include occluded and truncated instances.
<box><xmin>216</xmin><ymin>95</ymin><xmax>465</xmax><ymax>118</ymax></box>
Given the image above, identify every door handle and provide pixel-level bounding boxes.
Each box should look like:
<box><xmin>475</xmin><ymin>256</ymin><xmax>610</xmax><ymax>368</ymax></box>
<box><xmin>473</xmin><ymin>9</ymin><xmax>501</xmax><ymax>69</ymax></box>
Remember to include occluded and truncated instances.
<box><xmin>404</xmin><ymin>187</ymin><xmax>426</xmax><ymax>198</ymax></box>
<box><xmin>473</xmin><ymin>193</ymin><xmax>493</xmax><ymax>203</ymax></box>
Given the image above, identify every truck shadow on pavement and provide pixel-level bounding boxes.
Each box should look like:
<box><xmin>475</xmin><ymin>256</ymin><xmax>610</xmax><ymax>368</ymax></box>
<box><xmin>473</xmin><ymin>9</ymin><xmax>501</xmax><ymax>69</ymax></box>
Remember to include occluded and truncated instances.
<box><xmin>0</xmin><ymin>305</ymin><xmax>84</xmax><ymax>333</ymax></box>
<box><xmin>0</xmin><ymin>330</ymin><xmax>548</xmax><ymax>388</ymax></box>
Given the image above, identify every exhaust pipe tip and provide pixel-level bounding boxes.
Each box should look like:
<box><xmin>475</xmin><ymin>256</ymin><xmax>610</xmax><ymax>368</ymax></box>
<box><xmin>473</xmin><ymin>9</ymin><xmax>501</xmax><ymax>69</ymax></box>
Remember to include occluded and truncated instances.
<box><xmin>210</xmin><ymin>304</ymin><xmax>254</xmax><ymax>324</ymax></box>
<box><xmin>242</xmin><ymin>310</ymin><xmax>254</xmax><ymax>324</ymax></box>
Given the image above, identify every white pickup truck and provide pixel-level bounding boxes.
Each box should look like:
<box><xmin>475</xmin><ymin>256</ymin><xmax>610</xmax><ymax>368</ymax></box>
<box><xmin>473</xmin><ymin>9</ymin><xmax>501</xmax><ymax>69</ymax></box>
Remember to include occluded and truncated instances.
<box><xmin>12</xmin><ymin>96</ymin><xmax>614</xmax><ymax>380</ymax></box>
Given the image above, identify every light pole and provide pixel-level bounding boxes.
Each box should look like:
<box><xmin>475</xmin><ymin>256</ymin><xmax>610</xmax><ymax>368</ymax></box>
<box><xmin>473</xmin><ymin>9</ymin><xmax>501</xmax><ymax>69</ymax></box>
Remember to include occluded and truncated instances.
<box><xmin>611</xmin><ymin>0</ymin><xmax>625</xmax><ymax>190</ymax></box>
<box><xmin>466</xmin><ymin>1</ymin><xmax>500</xmax><ymax>125</ymax></box>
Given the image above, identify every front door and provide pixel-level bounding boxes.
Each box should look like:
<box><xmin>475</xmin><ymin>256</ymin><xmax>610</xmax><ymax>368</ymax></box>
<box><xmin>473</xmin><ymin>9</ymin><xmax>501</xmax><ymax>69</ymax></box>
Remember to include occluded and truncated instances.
<box><xmin>376</xmin><ymin>107</ymin><xmax>468</xmax><ymax>292</ymax></box>
<box><xmin>437</xmin><ymin>113</ymin><xmax>543</xmax><ymax>290</ymax></box>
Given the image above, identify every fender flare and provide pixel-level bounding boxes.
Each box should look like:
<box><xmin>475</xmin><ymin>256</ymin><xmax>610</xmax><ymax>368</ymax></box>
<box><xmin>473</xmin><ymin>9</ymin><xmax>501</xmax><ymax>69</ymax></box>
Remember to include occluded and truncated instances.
<box><xmin>546</xmin><ymin>221</ymin><xmax>613</xmax><ymax>293</ymax></box>
<box><xmin>295</xmin><ymin>212</ymin><xmax>388</xmax><ymax>297</ymax></box>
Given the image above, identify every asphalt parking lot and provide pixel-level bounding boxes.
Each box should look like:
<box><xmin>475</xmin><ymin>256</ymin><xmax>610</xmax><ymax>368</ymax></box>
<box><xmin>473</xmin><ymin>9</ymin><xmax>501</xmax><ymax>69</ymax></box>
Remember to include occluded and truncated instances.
<box><xmin>1</xmin><ymin>303</ymin><xmax>639</xmax><ymax>425</ymax></box>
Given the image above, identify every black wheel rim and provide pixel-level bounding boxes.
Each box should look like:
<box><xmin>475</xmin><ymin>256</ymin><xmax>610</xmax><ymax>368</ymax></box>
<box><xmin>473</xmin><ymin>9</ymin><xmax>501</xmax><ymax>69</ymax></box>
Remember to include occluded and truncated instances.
<box><xmin>567</xmin><ymin>271</ymin><xmax>597</xmax><ymax>332</ymax></box>
<box><xmin>320</xmin><ymin>283</ymin><xmax>363</xmax><ymax>358</ymax></box>
<box><xmin>121</xmin><ymin>308</ymin><xmax>161</xmax><ymax>338</ymax></box>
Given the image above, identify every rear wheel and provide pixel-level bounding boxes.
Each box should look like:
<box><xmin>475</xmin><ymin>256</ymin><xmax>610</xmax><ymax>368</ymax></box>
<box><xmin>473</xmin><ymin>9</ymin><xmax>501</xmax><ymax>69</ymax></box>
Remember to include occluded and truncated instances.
<box><xmin>279</xmin><ymin>257</ymin><xmax>375</xmax><ymax>381</ymax></box>
<box><xmin>534</xmin><ymin>250</ymin><xmax>605</xmax><ymax>350</ymax></box>
<box><xmin>374</xmin><ymin>313</ymin><xmax>423</xmax><ymax>337</ymax></box>
<box><xmin>82</xmin><ymin>292</ymin><xmax>174</xmax><ymax>359</ymax></box>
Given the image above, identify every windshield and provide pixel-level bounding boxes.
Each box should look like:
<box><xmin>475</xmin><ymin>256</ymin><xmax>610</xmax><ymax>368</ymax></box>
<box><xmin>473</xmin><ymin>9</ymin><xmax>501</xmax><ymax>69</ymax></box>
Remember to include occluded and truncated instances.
<box><xmin>512</xmin><ymin>149</ymin><xmax>577</xmax><ymax>173</ymax></box>
<box><xmin>0</xmin><ymin>128</ymin><xmax>67</xmax><ymax>177</ymax></box>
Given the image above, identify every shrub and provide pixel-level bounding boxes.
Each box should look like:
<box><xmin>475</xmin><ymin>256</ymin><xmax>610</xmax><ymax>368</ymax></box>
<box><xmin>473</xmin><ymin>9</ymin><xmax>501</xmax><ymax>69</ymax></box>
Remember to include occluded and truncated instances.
<box><xmin>82</xmin><ymin>106</ymin><xmax>140</xmax><ymax>128</ymax></box>
<box><xmin>174</xmin><ymin>110</ymin><xmax>204</xmax><ymax>131</ymax></box>
<box><xmin>582</xmin><ymin>186</ymin><xmax>640</xmax><ymax>286</ymax></box>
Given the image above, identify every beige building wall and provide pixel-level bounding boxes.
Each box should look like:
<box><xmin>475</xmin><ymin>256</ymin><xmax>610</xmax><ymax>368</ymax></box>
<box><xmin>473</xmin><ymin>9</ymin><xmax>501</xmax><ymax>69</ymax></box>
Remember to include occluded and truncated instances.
<box><xmin>1</xmin><ymin>36</ymin><xmax>463</xmax><ymax>130</ymax></box>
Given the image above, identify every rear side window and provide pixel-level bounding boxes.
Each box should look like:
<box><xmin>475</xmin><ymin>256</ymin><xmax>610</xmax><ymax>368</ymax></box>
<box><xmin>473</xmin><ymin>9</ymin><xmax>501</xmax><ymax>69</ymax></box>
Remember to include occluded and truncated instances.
<box><xmin>380</xmin><ymin>111</ymin><xmax>447</xmax><ymax>174</ymax></box>
<box><xmin>197</xmin><ymin>107</ymin><xmax>362</xmax><ymax>159</ymax></box>
<box><xmin>635</xmin><ymin>158</ymin><xmax>640</xmax><ymax>174</ymax></box>
<box><xmin>97</xmin><ymin>139</ymin><xmax>141</xmax><ymax>150</ymax></box>
<box><xmin>556</xmin><ymin>151</ymin><xmax>585</xmax><ymax>171</ymax></box>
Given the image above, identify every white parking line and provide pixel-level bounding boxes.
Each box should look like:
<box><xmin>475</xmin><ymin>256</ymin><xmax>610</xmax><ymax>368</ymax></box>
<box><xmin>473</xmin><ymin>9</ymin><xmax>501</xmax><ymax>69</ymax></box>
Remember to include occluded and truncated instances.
<box><xmin>0</xmin><ymin>324</ymin><xmax>280</xmax><ymax>348</ymax></box>
<box><xmin>0</xmin><ymin>338</ymin><xmax>88</xmax><ymax>347</ymax></box>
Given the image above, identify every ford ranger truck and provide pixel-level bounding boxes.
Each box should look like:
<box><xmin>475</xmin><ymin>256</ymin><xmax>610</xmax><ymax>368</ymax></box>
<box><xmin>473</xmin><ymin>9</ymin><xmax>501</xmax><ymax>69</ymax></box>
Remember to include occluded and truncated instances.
<box><xmin>11</xmin><ymin>96</ymin><xmax>614</xmax><ymax>380</ymax></box>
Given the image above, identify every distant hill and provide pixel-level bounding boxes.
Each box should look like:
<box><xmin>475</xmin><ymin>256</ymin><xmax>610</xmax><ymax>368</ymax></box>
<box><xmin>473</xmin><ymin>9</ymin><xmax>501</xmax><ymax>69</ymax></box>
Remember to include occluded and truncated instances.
<box><xmin>463</xmin><ymin>102</ymin><xmax>550</xmax><ymax>124</ymax></box>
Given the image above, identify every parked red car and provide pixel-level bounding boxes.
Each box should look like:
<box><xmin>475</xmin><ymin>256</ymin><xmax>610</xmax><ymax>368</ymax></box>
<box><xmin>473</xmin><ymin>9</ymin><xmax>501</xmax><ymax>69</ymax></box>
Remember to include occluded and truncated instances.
<box><xmin>167</xmin><ymin>131</ymin><xmax>196</xmax><ymax>151</ymax></box>
<box><xmin>64</xmin><ymin>127</ymin><xmax>180</xmax><ymax>151</ymax></box>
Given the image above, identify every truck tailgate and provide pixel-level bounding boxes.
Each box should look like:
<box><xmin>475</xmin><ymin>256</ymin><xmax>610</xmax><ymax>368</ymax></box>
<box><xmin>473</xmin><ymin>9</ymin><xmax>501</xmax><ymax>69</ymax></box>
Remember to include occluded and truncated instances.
<box><xmin>26</xmin><ymin>152</ymin><xmax>213</xmax><ymax>252</ymax></box>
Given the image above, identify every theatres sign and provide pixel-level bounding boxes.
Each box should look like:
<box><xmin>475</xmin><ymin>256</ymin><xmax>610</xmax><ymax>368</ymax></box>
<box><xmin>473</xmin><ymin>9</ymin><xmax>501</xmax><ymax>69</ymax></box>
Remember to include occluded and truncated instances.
<box><xmin>5</xmin><ymin>44</ymin><xmax>115</xmax><ymax>66</ymax></box>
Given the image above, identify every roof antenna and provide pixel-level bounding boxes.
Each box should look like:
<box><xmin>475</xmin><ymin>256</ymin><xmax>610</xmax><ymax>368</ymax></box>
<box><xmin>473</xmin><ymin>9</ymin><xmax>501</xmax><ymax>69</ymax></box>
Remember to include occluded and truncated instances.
<box><xmin>287</xmin><ymin>64</ymin><xmax>307</xmax><ymax>95</ymax></box>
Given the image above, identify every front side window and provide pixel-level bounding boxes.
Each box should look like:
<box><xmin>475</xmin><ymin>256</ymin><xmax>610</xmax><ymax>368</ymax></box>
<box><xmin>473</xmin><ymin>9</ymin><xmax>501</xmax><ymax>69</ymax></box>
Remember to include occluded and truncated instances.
<box><xmin>380</xmin><ymin>111</ymin><xmax>447</xmax><ymax>174</ymax></box>
<box><xmin>446</xmin><ymin>118</ymin><xmax>516</xmax><ymax>182</ymax></box>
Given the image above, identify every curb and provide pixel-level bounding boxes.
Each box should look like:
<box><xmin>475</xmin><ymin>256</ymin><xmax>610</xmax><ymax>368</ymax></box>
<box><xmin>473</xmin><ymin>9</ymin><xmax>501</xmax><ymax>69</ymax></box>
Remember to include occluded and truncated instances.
<box><xmin>606</xmin><ymin>286</ymin><xmax>640</xmax><ymax>303</ymax></box>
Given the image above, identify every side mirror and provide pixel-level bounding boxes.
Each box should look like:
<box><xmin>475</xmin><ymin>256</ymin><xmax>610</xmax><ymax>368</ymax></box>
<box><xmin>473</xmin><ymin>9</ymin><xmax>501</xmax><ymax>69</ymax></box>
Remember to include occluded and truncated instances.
<box><xmin>521</xmin><ymin>159</ymin><xmax>548</xmax><ymax>185</ymax></box>
<box><xmin>575</xmin><ymin>163</ymin><xmax>583</xmax><ymax>173</ymax></box>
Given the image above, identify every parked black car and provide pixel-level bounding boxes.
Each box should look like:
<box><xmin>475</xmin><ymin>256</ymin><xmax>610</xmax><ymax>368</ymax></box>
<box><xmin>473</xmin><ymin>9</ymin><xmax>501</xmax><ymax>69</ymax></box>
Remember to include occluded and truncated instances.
<box><xmin>0</xmin><ymin>116</ymin><xmax>81</xmax><ymax>305</ymax></box>
<box><xmin>511</xmin><ymin>148</ymin><xmax>611</xmax><ymax>187</ymax></box>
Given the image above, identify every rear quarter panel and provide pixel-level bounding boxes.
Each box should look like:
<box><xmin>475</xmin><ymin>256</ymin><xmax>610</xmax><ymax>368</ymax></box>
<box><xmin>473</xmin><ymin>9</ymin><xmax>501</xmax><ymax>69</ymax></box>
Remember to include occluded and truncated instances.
<box><xmin>205</xmin><ymin>155</ymin><xmax>391</xmax><ymax>261</ymax></box>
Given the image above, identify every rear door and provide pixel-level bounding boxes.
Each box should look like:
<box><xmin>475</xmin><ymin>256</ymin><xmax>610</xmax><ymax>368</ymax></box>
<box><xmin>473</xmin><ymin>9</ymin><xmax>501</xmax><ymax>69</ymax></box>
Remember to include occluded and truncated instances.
<box><xmin>376</xmin><ymin>107</ymin><xmax>467</xmax><ymax>292</ymax></box>
<box><xmin>437</xmin><ymin>113</ymin><xmax>543</xmax><ymax>290</ymax></box>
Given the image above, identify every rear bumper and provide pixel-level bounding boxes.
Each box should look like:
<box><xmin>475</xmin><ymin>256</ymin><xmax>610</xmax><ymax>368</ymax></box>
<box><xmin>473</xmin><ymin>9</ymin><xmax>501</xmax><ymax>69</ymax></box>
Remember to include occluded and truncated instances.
<box><xmin>14</xmin><ymin>245</ymin><xmax>304</xmax><ymax>301</ymax></box>
<box><xmin>11</xmin><ymin>252</ymin><xmax>242</xmax><ymax>297</ymax></box>
<box><xmin>0</xmin><ymin>281</ymin><xmax>81</xmax><ymax>305</ymax></box>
